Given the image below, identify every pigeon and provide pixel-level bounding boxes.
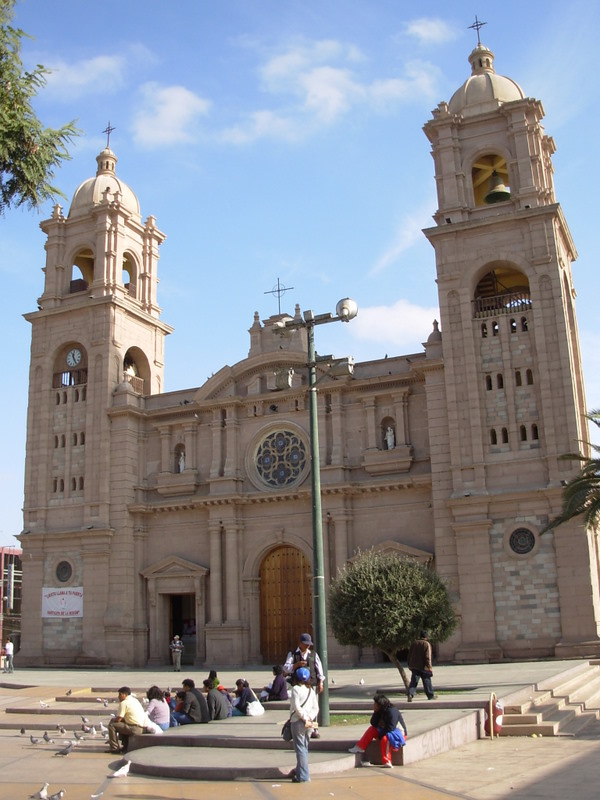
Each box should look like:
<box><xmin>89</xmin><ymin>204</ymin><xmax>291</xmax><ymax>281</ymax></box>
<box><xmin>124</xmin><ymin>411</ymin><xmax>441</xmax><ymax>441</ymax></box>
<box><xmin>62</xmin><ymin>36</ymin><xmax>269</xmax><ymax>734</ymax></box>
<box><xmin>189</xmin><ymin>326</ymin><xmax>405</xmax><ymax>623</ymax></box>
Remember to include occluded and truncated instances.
<box><xmin>82</xmin><ymin>724</ymin><xmax>91</xmax><ymax>733</ymax></box>
<box><xmin>20</xmin><ymin>727</ymin><xmax>26</xmax><ymax>735</ymax></box>
<box><xmin>90</xmin><ymin>725</ymin><xmax>97</xmax><ymax>736</ymax></box>
<box><xmin>98</xmin><ymin>721</ymin><xmax>108</xmax><ymax>732</ymax></box>
<box><xmin>110</xmin><ymin>760</ymin><xmax>131</xmax><ymax>778</ymax></box>
<box><xmin>330</xmin><ymin>678</ymin><xmax>335</xmax><ymax>685</ymax></box>
<box><xmin>73</xmin><ymin>730</ymin><xmax>85</xmax><ymax>740</ymax></box>
<box><xmin>66</xmin><ymin>689</ymin><xmax>72</xmax><ymax>696</ymax></box>
<box><xmin>81</xmin><ymin>716</ymin><xmax>90</xmax><ymax>724</ymax></box>
<box><xmin>40</xmin><ymin>701</ymin><xmax>50</xmax><ymax>708</ymax></box>
<box><xmin>103</xmin><ymin>699</ymin><xmax>109</xmax><ymax>707</ymax></box>
<box><xmin>48</xmin><ymin>790</ymin><xmax>65</xmax><ymax>800</ymax></box>
<box><xmin>29</xmin><ymin>783</ymin><xmax>49</xmax><ymax>799</ymax></box>
<box><xmin>30</xmin><ymin>734</ymin><xmax>41</xmax><ymax>744</ymax></box>
<box><xmin>56</xmin><ymin>725</ymin><xmax>66</xmax><ymax>735</ymax></box>
<box><xmin>43</xmin><ymin>731</ymin><xmax>54</xmax><ymax>743</ymax></box>
<box><xmin>359</xmin><ymin>678</ymin><xmax>365</xmax><ymax>685</ymax></box>
<box><xmin>55</xmin><ymin>741</ymin><xmax>74</xmax><ymax>756</ymax></box>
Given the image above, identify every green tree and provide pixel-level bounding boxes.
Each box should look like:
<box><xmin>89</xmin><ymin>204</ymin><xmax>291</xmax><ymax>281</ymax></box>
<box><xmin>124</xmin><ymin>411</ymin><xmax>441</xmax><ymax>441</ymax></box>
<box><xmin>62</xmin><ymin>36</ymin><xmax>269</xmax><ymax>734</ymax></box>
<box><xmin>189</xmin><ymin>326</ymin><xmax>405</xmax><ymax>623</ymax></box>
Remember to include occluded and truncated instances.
<box><xmin>543</xmin><ymin>410</ymin><xmax>600</xmax><ymax>532</ymax></box>
<box><xmin>0</xmin><ymin>0</ymin><xmax>79</xmax><ymax>213</ymax></box>
<box><xmin>329</xmin><ymin>549</ymin><xmax>457</xmax><ymax>691</ymax></box>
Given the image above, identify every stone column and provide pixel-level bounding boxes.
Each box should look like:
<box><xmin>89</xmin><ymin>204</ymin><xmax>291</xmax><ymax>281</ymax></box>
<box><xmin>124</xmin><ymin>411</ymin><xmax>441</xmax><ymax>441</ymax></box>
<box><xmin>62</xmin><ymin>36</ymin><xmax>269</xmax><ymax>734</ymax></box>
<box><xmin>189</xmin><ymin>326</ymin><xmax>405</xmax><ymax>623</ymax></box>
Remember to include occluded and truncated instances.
<box><xmin>362</xmin><ymin>398</ymin><xmax>378</xmax><ymax>449</ymax></box>
<box><xmin>209</xmin><ymin>523</ymin><xmax>223</xmax><ymax>624</ymax></box>
<box><xmin>224</xmin><ymin>523</ymin><xmax>240</xmax><ymax>622</ymax></box>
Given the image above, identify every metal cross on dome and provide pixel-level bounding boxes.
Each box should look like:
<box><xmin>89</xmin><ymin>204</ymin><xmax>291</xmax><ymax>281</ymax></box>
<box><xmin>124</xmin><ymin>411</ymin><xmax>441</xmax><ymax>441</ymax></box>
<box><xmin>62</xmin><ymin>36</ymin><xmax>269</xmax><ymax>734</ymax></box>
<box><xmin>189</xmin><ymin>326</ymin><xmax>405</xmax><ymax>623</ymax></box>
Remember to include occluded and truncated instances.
<box><xmin>102</xmin><ymin>121</ymin><xmax>116</xmax><ymax>149</ymax></box>
<box><xmin>264</xmin><ymin>278</ymin><xmax>294</xmax><ymax>315</ymax></box>
<box><xmin>468</xmin><ymin>15</ymin><xmax>487</xmax><ymax>45</ymax></box>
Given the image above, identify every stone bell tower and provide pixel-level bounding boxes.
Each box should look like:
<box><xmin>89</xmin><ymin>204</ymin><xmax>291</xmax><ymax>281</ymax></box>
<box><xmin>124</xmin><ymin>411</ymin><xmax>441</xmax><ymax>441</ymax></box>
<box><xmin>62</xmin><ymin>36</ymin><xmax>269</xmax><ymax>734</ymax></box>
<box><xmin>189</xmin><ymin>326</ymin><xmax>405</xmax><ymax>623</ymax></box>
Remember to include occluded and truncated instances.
<box><xmin>19</xmin><ymin>146</ymin><xmax>172</xmax><ymax>665</ymax></box>
<box><xmin>422</xmin><ymin>38</ymin><xmax>599</xmax><ymax>660</ymax></box>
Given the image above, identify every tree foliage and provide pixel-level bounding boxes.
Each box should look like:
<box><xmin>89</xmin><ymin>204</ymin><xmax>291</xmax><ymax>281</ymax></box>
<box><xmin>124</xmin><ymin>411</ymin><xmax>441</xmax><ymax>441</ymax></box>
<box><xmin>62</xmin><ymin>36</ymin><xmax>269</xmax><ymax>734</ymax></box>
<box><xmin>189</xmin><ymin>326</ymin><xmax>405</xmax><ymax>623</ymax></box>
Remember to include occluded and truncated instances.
<box><xmin>329</xmin><ymin>548</ymin><xmax>457</xmax><ymax>688</ymax></box>
<box><xmin>542</xmin><ymin>410</ymin><xmax>600</xmax><ymax>533</ymax></box>
<box><xmin>0</xmin><ymin>0</ymin><xmax>79</xmax><ymax>213</ymax></box>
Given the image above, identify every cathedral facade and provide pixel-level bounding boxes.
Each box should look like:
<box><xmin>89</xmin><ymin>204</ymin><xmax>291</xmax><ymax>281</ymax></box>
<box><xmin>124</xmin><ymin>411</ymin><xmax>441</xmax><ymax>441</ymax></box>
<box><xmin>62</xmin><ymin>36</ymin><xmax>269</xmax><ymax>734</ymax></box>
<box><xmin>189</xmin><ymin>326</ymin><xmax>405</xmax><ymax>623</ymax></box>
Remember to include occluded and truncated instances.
<box><xmin>18</xmin><ymin>42</ymin><xmax>600</xmax><ymax>667</ymax></box>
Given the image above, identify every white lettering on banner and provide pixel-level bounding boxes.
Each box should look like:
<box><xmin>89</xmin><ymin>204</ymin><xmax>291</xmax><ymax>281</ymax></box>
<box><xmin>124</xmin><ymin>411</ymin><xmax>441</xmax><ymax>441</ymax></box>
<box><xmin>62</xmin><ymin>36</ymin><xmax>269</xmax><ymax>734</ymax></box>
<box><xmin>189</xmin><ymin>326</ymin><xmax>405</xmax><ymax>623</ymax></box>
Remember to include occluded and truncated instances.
<box><xmin>41</xmin><ymin>587</ymin><xmax>83</xmax><ymax>618</ymax></box>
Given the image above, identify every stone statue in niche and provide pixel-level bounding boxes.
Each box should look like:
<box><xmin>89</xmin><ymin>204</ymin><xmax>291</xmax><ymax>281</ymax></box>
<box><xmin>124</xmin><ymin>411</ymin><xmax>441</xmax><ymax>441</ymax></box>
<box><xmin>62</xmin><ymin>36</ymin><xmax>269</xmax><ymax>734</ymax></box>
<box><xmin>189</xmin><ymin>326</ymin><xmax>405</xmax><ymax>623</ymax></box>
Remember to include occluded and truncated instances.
<box><xmin>178</xmin><ymin>450</ymin><xmax>185</xmax><ymax>473</ymax></box>
<box><xmin>385</xmin><ymin>426</ymin><xmax>395</xmax><ymax>450</ymax></box>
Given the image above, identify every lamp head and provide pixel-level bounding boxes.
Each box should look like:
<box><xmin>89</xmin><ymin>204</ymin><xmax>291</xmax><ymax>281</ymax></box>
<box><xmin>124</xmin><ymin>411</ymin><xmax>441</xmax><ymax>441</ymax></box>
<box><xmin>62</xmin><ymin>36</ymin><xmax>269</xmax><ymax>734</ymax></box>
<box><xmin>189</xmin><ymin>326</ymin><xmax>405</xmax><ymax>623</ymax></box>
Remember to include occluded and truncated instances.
<box><xmin>336</xmin><ymin>298</ymin><xmax>358</xmax><ymax>322</ymax></box>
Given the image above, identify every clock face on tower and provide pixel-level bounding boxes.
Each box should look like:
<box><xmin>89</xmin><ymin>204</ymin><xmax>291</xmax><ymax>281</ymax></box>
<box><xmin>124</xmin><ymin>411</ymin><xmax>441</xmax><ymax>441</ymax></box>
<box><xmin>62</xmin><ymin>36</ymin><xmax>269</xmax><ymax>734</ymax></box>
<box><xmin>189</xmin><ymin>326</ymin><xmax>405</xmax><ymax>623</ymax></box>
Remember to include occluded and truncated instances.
<box><xmin>66</xmin><ymin>348</ymin><xmax>82</xmax><ymax>368</ymax></box>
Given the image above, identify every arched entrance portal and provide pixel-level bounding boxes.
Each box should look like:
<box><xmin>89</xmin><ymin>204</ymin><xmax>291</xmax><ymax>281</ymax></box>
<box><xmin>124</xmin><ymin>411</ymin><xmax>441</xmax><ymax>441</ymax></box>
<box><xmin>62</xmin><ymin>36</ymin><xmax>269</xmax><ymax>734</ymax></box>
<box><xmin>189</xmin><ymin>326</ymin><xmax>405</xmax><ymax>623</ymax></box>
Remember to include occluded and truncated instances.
<box><xmin>259</xmin><ymin>546</ymin><xmax>312</xmax><ymax>663</ymax></box>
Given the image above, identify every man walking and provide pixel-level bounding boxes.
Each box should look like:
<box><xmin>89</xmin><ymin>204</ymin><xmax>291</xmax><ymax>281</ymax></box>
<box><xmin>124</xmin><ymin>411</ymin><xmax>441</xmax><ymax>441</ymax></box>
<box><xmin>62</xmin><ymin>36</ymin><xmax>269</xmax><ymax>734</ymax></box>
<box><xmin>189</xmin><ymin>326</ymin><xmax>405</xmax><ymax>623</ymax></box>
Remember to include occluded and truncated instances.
<box><xmin>3</xmin><ymin>638</ymin><xmax>14</xmax><ymax>673</ymax></box>
<box><xmin>407</xmin><ymin>630</ymin><xmax>435</xmax><ymax>701</ymax></box>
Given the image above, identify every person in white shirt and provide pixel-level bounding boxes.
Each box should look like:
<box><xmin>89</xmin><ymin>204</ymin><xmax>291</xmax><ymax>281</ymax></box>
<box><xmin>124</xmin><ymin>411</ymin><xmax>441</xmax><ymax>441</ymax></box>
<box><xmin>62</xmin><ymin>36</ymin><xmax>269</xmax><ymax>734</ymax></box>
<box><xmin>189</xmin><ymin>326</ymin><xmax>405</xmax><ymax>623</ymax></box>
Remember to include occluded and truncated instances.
<box><xmin>289</xmin><ymin>667</ymin><xmax>320</xmax><ymax>782</ymax></box>
<box><xmin>3</xmin><ymin>639</ymin><xmax>14</xmax><ymax>673</ymax></box>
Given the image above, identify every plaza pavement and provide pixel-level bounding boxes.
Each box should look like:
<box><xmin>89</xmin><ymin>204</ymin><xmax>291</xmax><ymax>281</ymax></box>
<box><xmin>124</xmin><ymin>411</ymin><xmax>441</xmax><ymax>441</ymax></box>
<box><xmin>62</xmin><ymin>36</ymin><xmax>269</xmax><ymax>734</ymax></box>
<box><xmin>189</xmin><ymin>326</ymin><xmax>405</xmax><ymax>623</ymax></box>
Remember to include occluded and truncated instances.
<box><xmin>0</xmin><ymin>659</ymin><xmax>598</xmax><ymax>800</ymax></box>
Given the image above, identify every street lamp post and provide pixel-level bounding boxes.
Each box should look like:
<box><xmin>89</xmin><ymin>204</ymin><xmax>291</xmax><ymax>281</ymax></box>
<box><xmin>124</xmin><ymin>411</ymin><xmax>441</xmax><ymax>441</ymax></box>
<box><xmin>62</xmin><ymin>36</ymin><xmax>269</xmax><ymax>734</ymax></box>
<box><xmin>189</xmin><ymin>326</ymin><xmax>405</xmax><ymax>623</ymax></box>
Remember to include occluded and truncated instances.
<box><xmin>274</xmin><ymin>298</ymin><xmax>358</xmax><ymax>726</ymax></box>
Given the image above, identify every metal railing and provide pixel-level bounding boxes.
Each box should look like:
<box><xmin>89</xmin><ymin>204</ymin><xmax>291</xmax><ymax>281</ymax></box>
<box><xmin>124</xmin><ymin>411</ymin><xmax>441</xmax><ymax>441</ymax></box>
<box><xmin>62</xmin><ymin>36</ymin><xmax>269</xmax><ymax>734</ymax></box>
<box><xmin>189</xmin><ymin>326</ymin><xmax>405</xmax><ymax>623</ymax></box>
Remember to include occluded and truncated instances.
<box><xmin>473</xmin><ymin>291</ymin><xmax>531</xmax><ymax>318</ymax></box>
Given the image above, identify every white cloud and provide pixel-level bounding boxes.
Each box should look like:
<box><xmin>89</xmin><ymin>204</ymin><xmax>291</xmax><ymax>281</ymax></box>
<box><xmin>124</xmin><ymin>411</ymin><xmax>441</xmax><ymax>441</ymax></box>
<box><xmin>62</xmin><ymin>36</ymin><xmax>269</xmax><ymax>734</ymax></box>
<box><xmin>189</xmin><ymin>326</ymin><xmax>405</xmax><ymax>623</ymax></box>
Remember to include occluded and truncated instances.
<box><xmin>350</xmin><ymin>299</ymin><xmax>440</xmax><ymax>352</ymax></box>
<box><xmin>221</xmin><ymin>110</ymin><xmax>300</xmax><ymax>144</ymax></box>
<box><xmin>369</xmin><ymin>200</ymin><xmax>434</xmax><ymax>276</ymax></box>
<box><xmin>132</xmin><ymin>83</ymin><xmax>211</xmax><ymax>148</ymax></box>
<box><xmin>404</xmin><ymin>18</ymin><xmax>459</xmax><ymax>45</ymax></box>
<box><xmin>223</xmin><ymin>39</ymin><xmax>439</xmax><ymax>145</ymax></box>
<box><xmin>44</xmin><ymin>55</ymin><xmax>126</xmax><ymax>98</ymax></box>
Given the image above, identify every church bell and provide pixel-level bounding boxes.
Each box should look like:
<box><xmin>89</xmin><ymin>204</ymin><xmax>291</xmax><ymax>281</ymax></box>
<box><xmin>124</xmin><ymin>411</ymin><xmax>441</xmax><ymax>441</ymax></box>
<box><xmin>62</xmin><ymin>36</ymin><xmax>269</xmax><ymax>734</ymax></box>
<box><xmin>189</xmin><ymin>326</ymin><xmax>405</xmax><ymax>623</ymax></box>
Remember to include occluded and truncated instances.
<box><xmin>484</xmin><ymin>171</ymin><xmax>511</xmax><ymax>204</ymax></box>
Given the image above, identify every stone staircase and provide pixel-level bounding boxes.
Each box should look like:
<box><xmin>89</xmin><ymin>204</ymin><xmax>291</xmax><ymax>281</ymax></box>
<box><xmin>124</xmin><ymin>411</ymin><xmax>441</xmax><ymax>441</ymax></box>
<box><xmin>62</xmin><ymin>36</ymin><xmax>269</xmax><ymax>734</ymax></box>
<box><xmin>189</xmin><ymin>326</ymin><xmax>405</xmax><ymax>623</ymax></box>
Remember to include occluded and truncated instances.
<box><xmin>500</xmin><ymin>660</ymin><xmax>600</xmax><ymax>737</ymax></box>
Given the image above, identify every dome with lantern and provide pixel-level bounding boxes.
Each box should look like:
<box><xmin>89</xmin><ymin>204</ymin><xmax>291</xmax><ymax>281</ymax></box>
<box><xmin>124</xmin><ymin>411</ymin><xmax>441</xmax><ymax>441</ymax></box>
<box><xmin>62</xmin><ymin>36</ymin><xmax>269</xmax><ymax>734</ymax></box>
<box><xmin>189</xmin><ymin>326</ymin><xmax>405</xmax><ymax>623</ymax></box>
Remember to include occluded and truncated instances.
<box><xmin>68</xmin><ymin>148</ymin><xmax>141</xmax><ymax>219</ymax></box>
<box><xmin>448</xmin><ymin>43</ymin><xmax>524</xmax><ymax>118</ymax></box>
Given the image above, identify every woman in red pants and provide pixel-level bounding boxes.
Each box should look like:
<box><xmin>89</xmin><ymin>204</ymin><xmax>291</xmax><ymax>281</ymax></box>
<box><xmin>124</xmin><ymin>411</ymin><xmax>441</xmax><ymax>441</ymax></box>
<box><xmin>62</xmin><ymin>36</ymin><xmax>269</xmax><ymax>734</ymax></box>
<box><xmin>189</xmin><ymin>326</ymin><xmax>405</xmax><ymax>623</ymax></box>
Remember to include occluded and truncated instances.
<box><xmin>348</xmin><ymin>693</ymin><xmax>407</xmax><ymax>767</ymax></box>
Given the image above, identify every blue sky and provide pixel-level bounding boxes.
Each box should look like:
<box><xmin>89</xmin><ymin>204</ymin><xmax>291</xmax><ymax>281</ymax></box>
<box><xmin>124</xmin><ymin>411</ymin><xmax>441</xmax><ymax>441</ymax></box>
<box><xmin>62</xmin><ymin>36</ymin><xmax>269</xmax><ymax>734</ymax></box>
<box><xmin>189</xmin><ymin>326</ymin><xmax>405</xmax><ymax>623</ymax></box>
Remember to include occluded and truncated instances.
<box><xmin>1</xmin><ymin>0</ymin><xmax>598</xmax><ymax>547</ymax></box>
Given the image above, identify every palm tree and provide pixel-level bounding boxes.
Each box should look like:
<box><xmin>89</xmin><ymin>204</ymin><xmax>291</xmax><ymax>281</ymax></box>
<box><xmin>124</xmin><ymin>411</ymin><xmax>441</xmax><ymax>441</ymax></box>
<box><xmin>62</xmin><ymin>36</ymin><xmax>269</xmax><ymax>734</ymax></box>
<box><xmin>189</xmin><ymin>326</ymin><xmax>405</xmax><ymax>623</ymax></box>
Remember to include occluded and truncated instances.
<box><xmin>543</xmin><ymin>410</ymin><xmax>600</xmax><ymax>532</ymax></box>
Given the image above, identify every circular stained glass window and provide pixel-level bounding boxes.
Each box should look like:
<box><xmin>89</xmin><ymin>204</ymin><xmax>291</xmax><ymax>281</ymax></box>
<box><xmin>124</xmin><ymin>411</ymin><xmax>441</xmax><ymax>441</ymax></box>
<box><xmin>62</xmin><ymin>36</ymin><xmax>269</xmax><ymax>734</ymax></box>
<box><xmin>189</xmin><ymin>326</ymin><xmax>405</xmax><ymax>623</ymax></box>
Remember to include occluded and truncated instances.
<box><xmin>255</xmin><ymin>429</ymin><xmax>308</xmax><ymax>488</ymax></box>
<box><xmin>56</xmin><ymin>560</ymin><xmax>73</xmax><ymax>583</ymax></box>
<box><xmin>509</xmin><ymin>528</ymin><xmax>536</xmax><ymax>555</ymax></box>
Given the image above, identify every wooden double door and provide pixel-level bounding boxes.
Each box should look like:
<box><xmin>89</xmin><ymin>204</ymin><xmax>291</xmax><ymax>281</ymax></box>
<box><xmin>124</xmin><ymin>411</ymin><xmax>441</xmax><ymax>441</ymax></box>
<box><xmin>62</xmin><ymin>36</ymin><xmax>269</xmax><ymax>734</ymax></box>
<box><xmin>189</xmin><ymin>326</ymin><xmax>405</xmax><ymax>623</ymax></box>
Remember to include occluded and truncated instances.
<box><xmin>259</xmin><ymin>546</ymin><xmax>312</xmax><ymax>664</ymax></box>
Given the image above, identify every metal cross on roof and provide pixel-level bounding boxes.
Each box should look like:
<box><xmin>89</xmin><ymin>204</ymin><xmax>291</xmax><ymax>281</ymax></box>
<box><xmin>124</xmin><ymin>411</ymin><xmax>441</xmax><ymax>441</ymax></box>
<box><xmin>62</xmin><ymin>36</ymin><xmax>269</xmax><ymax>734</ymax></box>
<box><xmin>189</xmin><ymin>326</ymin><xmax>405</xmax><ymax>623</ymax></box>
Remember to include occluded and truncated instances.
<box><xmin>264</xmin><ymin>278</ymin><xmax>294</xmax><ymax>315</ymax></box>
<box><xmin>102</xmin><ymin>121</ymin><xmax>116</xmax><ymax>149</ymax></box>
<box><xmin>468</xmin><ymin>15</ymin><xmax>487</xmax><ymax>45</ymax></box>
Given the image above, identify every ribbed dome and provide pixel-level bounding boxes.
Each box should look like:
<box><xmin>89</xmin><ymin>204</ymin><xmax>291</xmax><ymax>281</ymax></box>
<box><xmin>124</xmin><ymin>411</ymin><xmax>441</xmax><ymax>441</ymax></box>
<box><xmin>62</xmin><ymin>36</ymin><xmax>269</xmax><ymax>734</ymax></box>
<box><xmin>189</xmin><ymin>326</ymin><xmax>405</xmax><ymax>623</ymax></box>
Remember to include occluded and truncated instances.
<box><xmin>68</xmin><ymin>148</ymin><xmax>140</xmax><ymax>218</ymax></box>
<box><xmin>448</xmin><ymin>44</ymin><xmax>524</xmax><ymax>117</ymax></box>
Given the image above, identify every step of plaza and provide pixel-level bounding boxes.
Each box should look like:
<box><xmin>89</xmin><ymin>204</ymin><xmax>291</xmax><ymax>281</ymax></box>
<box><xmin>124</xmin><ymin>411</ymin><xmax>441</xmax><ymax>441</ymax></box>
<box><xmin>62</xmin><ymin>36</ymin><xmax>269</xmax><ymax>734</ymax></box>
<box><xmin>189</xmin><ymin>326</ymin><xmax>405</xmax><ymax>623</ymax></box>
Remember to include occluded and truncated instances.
<box><xmin>2</xmin><ymin>659</ymin><xmax>597</xmax><ymax>781</ymax></box>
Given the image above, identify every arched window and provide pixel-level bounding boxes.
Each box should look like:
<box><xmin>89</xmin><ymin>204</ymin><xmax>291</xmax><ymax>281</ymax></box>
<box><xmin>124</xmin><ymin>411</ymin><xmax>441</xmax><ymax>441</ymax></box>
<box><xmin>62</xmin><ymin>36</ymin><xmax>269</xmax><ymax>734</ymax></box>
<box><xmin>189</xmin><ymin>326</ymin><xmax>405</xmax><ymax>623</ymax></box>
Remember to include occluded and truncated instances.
<box><xmin>497</xmin><ymin>373</ymin><xmax>504</xmax><ymax>389</ymax></box>
<box><xmin>510</xmin><ymin>318</ymin><xmax>516</xmax><ymax>333</ymax></box>
<box><xmin>71</xmin><ymin>478</ymin><xmax>77</xmax><ymax>491</ymax></box>
<box><xmin>531</xmin><ymin>424</ymin><xmax>539</xmax><ymax>440</ymax></box>
<box><xmin>520</xmin><ymin>425</ymin><xmax>527</xmax><ymax>441</ymax></box>
<box><xmin>70</xmin><ymin>248</ymin><xmax>94</xmax><ymax>294</ymax></box>
<box><xmin>60</xmin><ymin>434</ymin><xmax>66</xmax><ymax>448</ymax></box>
<box><xmin>526</xmin><ymin>369</ymin><xmax>534</xmax><ymax>385</ymax></box>
<box><xmin>80</xmin><ymin>432</ymin><xmax>86</xmax><ymax>445</ymax></box>
<box><xmin>72</xmin><ymin>433</ymin><xmax>78</xmax><ymax>446</ymax></box>
<box><xmin>521</xmin><ymin>316</ymin><xmax>528</xmax><ymax>332</ymax></box>
<box><xmin>481</xmin><ymin>323</ymin><xmax>488</xmax><ymax>338</ymax></box>
<box><xmin>54</xmin><ymin>436</ymin><xmax>59</xmax><ymax>448</ymax></box>
<box><xmin>515</xmin><ymin>370</ymin><xmax>522</xmax><ymax>387</ymax></box>
<box><xmin>485</xmin><ymin>375</ymin><xmax>492</xmax><ymax>391</ymax></box>
<box><xmin>471</xmin><ymin>154</ymin><xmax>511</xmax><ymax>207</ymax></box>
<box><xmin>79</xmin><ymin>477</ymin><xmax>84</xmax><ymax>490</ymax></box>
<box><xmin>492</xmin><ymin>320</ymin><xmax>499</xmax><ymax>336</ymax></box>
<box><xmin>501</xmin><ymin>428</ymin><xmax>509</xmax><ymax>444</ymax></box>
<box><xmin>490</xmin><ymin>429</ymin><xmax>497</xmax><ymax>445</ymax></box>
<box><xmin>122</xmin><ymin>253</ymin><xmax>137</xmax><ymax>298</ymax></box>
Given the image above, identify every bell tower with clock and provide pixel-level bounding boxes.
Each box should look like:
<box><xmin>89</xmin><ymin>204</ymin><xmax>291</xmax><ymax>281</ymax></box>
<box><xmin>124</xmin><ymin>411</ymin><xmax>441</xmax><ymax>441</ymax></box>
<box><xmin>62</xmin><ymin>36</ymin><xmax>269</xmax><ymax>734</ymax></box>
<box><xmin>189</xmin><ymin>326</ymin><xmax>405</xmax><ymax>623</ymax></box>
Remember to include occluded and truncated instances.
<box><xmin>19</xmin><ymin>145</ymin><xmax>173</xmax><ymax>665</ymax></box>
